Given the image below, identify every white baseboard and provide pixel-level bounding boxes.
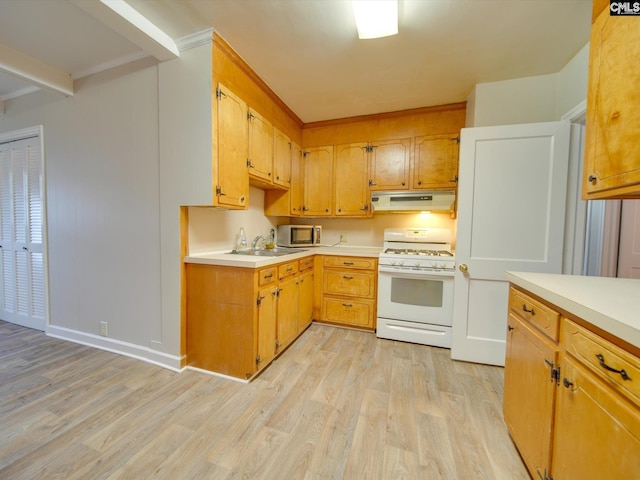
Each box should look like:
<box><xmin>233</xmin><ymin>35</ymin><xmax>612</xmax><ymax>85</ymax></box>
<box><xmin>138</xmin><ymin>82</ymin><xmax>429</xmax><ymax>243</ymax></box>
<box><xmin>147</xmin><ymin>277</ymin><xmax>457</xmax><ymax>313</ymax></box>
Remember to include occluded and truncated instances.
<box><xmin>46</xmin><ymin>325</ymin><xmax>184</xmax><ymax>372</ymax></box>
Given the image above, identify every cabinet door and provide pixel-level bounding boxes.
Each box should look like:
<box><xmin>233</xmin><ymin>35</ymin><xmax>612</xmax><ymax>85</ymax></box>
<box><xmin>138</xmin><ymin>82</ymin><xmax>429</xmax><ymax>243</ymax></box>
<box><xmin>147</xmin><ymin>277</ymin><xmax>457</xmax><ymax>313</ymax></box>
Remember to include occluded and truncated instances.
<box><xmin>273</xmin><ymin>128</ymin><xmax>291</xmax><ymax>189</ymax></box>
<box><xmin>503</xmin><ymin>314</ymin><xmax>558</xmax><ymax>480</ymax></box>
<box><xmin>298</xmin><ymin>269</ymin><xmax>314</xmax><ymax>333</ymax></box>
<box><xmin>290</xmin><ymin>142</ymin><xmax>303</xmax><ymax>216</ymax></box>
<box><xmin>369</xmin><ymin>138</ymin><xmax>411</xmax><ymax>191</ymax></box>
<box><xmin>216</xmin><ymin>83</ymin><xmax>249</xmax><ymax>208</ymax></box>
<box><xmin>583</xmin><ymin>12</ymin><xmax>640</xmax><ymax>199</ymax></box>
<box><xmin>277</xmin><ymin>276</ymin><xmax>298</xmax><ymax>351</ymax></box>
<box><xmin>248</xmin><ymin>108</ymin><xmax>274</xmax><ymax>184</ymax></box>
<box><xmin>257</xmin><ymin>286</ymin><xmax>277</xmax><ymax>371</ymax></box>
<box><xmin>334</xmin><ymin>143</ymin><xmax>370</xmax><ymax>217</ymax></box>
<box><xmin>302</xmin><ymin>146</ymin><xmax>334</xmax><ymax>216</ymax></box>
<box><xmin>552</xmin><ymin>357</ymin><xmax>640</xmax><ymax>479</ymax></box>
<box><xmin>413</xmin><ymin>134</ymin><xmax>459</xmax><ymax>189</ymax></box>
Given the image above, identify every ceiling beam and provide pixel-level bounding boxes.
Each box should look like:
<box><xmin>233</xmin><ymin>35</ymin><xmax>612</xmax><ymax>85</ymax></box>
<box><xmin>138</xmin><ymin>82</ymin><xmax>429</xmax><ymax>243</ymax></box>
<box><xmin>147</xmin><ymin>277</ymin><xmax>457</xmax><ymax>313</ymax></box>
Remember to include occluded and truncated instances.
<box><xmin>70</xmin><ymin>0</ymin><xmax>179</xmax><ymax>61</ymax></box>
<box><xmin>0</xmin><ymin>43</ymin><xmax>74</xmax><ymax>97</ymax></box>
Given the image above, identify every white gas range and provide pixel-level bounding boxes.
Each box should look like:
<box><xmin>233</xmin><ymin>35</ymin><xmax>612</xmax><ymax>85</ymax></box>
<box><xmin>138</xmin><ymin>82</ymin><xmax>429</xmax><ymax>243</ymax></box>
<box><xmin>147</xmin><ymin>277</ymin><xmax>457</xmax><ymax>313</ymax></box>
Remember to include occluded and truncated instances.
<box><xmin>377</xmin><ymin>228</ymin><xmax>455</xmax><ymax>348</ymax></box>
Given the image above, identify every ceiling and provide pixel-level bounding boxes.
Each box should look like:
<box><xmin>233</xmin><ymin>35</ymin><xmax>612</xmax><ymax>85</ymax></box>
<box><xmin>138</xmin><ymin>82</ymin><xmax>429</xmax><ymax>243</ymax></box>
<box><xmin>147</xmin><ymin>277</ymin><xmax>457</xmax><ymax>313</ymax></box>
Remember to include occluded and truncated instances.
<box><xmin>0</xmin><ymin>0</ymin><xmax>593</xmax><ymax>123</ymax></box>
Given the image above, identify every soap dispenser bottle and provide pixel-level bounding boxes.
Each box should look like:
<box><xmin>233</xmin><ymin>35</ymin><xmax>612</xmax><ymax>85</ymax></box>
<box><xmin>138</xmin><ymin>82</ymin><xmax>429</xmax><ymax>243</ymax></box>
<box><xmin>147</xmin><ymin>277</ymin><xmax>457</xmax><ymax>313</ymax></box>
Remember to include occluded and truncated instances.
<box><xmin>237</xmin><ymin>227</ymin><xmax>248</xmax><ymax>251</ymax></box>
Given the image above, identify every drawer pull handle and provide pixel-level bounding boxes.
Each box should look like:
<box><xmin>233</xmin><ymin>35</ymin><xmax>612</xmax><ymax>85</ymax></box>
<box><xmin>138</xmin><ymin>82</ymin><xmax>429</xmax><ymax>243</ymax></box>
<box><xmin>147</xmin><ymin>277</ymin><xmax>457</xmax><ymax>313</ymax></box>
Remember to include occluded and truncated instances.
<box><xmin>263</xmin><ymin>273</ymin><xmax>273</xmax><ymax>279</ymax></box>
<box><xmin>522</xmin><ymin>304</ymin><xmax>535</xmax><ymax>315</ymax></box>
<box><xmin>595</xmin><ymin>354</ymin><xmax>631</xmax><ymax>381</ymax></box>
<box><xmin>286</xmin><ymin>267</ymin><xmax>293</xmax><ymax>272</ymax></box>
<box><xmin>342</xmin><ymin>303</ymin><xmax>353</xmax><ymax>308</ymax></box>
<box><xmin>343</xmin><ymin>262</ymin><xmax>354</xmax><ymax>266</ymax></box>
<box><xmin>343</xmin><ymin>276</ymin><xmax>354</xmax><ymax>280</ymax></box>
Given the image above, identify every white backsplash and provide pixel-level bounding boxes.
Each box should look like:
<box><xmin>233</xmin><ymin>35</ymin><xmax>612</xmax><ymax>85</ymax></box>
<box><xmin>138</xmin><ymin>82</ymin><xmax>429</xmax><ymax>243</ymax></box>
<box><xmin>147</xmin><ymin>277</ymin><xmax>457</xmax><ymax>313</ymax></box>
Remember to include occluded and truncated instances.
<box><xmin>188</xmin><ymin>188</ymin><xmax>457</xmax><ymax>253</ymax></box>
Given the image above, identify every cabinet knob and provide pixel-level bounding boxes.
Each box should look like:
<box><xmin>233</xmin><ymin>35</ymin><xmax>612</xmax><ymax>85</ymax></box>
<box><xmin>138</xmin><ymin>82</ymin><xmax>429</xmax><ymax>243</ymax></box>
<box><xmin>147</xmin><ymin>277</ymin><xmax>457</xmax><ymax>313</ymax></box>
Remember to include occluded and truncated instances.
<box><xmin>562</xmin><ymin>378</ymin><xmax>574</xmax><ymax>388</ymax></box>
<box><xmin>401</xmin><ymin>181</ymin><xmax>405</xmax><ymax>186</ymax></box>
<box><xmin>418</xmin><ymin>180</ymin><xmax>422</xmax><ymax>186</ymax></box>
<box><xmin>588</xmin><ymin>174</ymin><xmax>597</xmax><ymax>183</ymax></box>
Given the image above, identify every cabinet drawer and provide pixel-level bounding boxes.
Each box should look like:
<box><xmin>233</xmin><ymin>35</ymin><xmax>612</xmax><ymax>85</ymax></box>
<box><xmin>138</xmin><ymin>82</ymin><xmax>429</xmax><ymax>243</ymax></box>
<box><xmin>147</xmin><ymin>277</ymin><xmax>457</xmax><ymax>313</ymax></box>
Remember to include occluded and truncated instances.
<box><xmin>258</xmin><ymin>267</ymin><xmax>277</xmax><ymax>286</ymax></box>
<box><xmin>323</xmin><ymin>255</ymin><xmax>376</xmax><ymax>271</ymax></box>
<box><xmin>278</xmin><ymin>261</ymin><xmax>299</xmax><ymax>280</ymax></box>
<box><xmin>322</xmin><ymin>297</ymin><xmax>375</xmax><ymax>329</ymax></box>
<box><xmin>509</xmin><ymin>287</ymin><xmax>560</xmax><ymax>341</ymax></box>
<box><xmin>563</xmin><ymin>318</ymin><xmax>640</xmax><ymax>406</ymax></box>
<box><xmin>299</xmin><ymin>256</ymin><xmax>314</xmax><ymax>272</ymax></box>
<box><xmin>323</xmin><ymin>270</ymin><xmax>375</xmax><ymax>298</ymax></box>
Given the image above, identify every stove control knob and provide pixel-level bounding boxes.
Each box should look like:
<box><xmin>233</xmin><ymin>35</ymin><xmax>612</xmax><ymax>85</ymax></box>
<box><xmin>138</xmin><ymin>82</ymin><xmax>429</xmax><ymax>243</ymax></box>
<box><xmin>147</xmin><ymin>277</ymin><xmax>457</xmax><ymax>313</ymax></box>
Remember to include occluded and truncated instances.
<box><xmin>414</xmin><ymin>262</ymin><xmax>421</xmax><ymax>268</ymax></box>
<box><xmin>397</xmin><ymin>260</ymin><xmax>404</xmax><ymax>267</ymax></box>
<box><xmin>390</xmin><ymin>260</ymin><xmax>397</xmax><ymax>266</ymax></box>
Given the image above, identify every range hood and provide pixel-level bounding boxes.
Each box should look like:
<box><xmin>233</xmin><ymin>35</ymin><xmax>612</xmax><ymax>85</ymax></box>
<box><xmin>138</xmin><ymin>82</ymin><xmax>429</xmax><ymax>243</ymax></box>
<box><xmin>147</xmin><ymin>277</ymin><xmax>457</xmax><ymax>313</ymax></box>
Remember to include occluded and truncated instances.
<box><xmin>371</xmin><ymin>190</ymin><xmax>456</xmax><ymax>212</ymax></box>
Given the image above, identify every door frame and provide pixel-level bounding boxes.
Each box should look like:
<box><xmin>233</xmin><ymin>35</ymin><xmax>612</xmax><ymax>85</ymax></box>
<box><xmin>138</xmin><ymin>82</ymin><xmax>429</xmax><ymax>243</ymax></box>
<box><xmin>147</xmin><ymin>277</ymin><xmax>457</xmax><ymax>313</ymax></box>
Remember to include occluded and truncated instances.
<box><xmin>0</xmin><ymin>125</ymin><xmax>49</xmax><ymax>331</ymax></box>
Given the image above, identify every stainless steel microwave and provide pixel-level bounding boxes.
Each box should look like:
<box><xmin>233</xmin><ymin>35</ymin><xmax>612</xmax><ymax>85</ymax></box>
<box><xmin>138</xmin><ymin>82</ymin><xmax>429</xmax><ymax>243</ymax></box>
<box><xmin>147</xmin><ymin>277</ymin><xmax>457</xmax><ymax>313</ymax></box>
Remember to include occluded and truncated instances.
<box><xmin>277</xmin><ymin>225</ymin><xmax>321</xmax><ymax>247</ymax></box>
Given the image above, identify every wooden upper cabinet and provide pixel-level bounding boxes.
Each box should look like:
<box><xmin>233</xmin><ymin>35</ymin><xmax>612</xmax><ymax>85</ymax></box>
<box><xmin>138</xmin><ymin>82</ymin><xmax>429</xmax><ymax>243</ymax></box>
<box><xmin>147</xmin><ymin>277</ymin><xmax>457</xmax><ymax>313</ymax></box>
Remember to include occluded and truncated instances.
<box><xmin>273</xmin><ymin>127</ymin><xmax>292</xmax><ymax>189</ymax></box>
<box><xmin>289</xmin><ymin>142</ymin><xmax>303</xmax><ymax>215</ymax></box>
<box><xmin>216</xmin><ymin>83</ymin><xmax>249</xmax><ymax>209</ymax></box>
<box><xmin>302</xmin><ymin>145</ymin><xmax>334</xmax><ymax>216</ymax></box>
<box><xmin>247</xmin><ymin>107</ymin><xmax>274</xmax><ymax>184</ymax></box>
<box><xmin>413</xmin><ymin>134</ymin><xmax>459</xmax><ymax>190</ymax></box>
<box><xmin>368</xmin><ymin>138</ymin><xmax>411</xmax><ymax>191</ymax></box>
<box><xmin>335</xmin><ymin>143</ymin><xmax>371</xmax><ymax>217</ymax></box>
<box><xmin>583</xmin><ymin>10</ymin><xmax>640</xmax><ymax>199</ymax></box>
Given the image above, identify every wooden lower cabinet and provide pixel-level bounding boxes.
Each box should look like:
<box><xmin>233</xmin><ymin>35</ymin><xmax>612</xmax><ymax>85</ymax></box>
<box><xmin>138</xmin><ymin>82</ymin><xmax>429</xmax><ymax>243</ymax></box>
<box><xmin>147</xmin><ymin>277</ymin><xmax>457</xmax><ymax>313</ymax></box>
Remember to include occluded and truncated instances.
<box><xmin>319</xmin><ymin>255</ymin><xmax>377</xmax><ymax>330</ymax></box>
<box><xmin>186</xmin><ymin>257</ymin><xmax>315</xmax><ymax>380</ymax></box>
<box><xmin>552</xmin><ymin>356</ymin><xmax>640</xmax><ymax>480</ymax></box>
<box><xmin>505</xmin><ymin>285</ymin><xmax>640</xmax><ymax>480</ymax></box>
<box><xmin>503</xmin><ymin>313</ymin><xmax>558</xmax><ymax>480</ymax></box>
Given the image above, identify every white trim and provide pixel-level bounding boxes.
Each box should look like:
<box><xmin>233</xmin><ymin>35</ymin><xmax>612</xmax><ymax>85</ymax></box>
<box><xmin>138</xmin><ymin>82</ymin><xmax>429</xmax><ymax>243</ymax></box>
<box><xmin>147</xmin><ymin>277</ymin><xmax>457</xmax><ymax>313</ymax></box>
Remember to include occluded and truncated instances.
<box><xmin>0</xmin><ymin>99</ymin><xmax>4</xmax><ymax>114</ymax></box>
<box><xmin>47</xmin><ymin>324</ymin><xmax>183</xmax><ymax>371</ymax></box>
<box><xmin>72</xmin><ymin>51</ymin><xmax>150</xmax><ymax>80</ymax></box>
<box><xmin>561</xmin><ymin>99</ymin><xmax>587</xmax><ymax>123</ymax></box>
<box><xmin>0</xmin><ymin>85</ymin><xmax>40</xmax><ymax>102</ymax></box>
<box><xmin>185</xmin><ymin>366</ymin><xmax>250</xmax><ymax>384</ymax></box>
<box><xmin>70</xmin><ymin>0</ymin><xmax>179</xmax><ymax>61</ymax></box>
<box><xmin>0</xmin><ymin>125</ymin><xmax>42</xmax><ymax>144</ymax></box>
<box><xmin>0</xmin><ymin>43</ymin><xmax>74</xmax><ymax>96</ymax></box>
<box><xmin>177</xmin><ymin>29</ymin><xmax>214</xmax><ymax>52</ymax></box>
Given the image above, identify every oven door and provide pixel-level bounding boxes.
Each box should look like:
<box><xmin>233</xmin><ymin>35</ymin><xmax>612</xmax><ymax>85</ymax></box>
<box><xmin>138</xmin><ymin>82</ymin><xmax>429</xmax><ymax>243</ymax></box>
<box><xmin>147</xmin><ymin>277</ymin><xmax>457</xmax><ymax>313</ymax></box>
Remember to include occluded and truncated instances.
<box><xmin>377</xmin><ymin>266</ymin><xmax>454</xmax><ymax>326</ymax></box>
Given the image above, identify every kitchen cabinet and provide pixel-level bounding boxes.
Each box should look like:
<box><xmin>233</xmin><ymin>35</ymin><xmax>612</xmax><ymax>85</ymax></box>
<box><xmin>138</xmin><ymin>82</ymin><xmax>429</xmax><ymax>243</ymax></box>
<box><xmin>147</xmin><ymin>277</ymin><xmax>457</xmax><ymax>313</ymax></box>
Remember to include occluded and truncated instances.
<box><xmin>186</xmin><ymin>256</ymin><xmax>314</xmax><ymax>380</ymax></box>
<box><xmin>302</xmin><ymin>145</ymin><xmax>334</xmax><ymax>216</ymax></box>
<box><xmin>273</xmin><ymin>127</ymin><xmax>292</xmax><ymax>189</ymax></box>
<box><xmin>263</xmin><ymin>141</ymin><xmax>303</xmax><ymax>217</ymax></box>
<box><xmin>413</xmin><ymin>134</ymin><xmax>459</xmax><ymax>190</ymax></box>
<box><xmin>247</xmin><ymin>107</ymin><xmax>274</xmax><ymax>186</ymax></box>
<box><xmin>504</xmin><ymin>285</ymin><xmax>640</xmax><ymax>480</ymax></box>
<box><xmin>368</xmin><ymin>138</ymin><xmax>412</xmax><ymax>191</ymax></box>
<box><xmin>319</xmin><ymin>255</ymin><xmax>377</xmax><ymax>330</ymax></box>
<box><xmin>583</xmin><ymin>8</ymin><xmax>640</xmax><ymax>199</ymax></box>
<box><xmin>298</xmin><ymin>262</ymin><xmax>314</xmax><ymax>332</ymax></box>
<box><xmin>552</xmin><ymin>318</ymin><xmax>640</xmax><ymax>479</ymax></box>
<box><xmin>334</xmin><ymin>142</ymin><xmax>371</xmax><ymax>217</ymax></box>
<box><xmin>503</xmin><ymin>294</ymin><xmax>559</xmax><ymax>480</ymax></box>
<box><xmin>215</xmin><ymin>83</ymin><xmax>249</xmax><ymax>209</ymax></box>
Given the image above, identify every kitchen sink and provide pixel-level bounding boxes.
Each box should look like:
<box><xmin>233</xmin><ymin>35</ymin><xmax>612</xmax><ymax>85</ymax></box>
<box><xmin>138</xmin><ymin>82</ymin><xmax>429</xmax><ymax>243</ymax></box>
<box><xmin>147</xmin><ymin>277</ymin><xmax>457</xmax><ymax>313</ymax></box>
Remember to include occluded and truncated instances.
<box><xmin>227</xmin><ymin>247</ymin><xmax>306</xmax><ymax>257</ymax></box>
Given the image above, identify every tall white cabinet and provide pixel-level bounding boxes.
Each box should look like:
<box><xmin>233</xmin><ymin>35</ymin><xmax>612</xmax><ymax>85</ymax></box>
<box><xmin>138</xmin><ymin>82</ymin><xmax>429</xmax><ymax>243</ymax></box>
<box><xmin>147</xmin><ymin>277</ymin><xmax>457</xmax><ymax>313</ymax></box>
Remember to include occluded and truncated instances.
<box><xmin>0</xmin><ymin>130</ymin><xmax>46</xmax><ymax>330</ymax></box>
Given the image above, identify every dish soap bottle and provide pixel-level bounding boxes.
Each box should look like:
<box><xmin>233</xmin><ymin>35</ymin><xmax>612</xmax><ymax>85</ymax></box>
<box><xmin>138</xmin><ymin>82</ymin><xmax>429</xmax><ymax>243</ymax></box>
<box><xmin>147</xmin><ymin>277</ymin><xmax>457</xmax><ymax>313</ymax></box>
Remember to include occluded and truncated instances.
<box><xmin>237</xmin><ymin>227</ymin><xmax>248</xmax><ymax>251</ymax></box>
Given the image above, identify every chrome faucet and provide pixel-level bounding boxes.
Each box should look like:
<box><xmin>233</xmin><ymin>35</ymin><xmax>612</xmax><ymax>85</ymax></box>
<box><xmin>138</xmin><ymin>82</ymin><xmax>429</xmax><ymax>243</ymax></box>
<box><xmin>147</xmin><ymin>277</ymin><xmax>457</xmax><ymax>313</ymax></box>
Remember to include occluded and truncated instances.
<box><xmin>251</xmin><ymin>235</ymin><xmax>266</xmax><ymax>250</ymax></box>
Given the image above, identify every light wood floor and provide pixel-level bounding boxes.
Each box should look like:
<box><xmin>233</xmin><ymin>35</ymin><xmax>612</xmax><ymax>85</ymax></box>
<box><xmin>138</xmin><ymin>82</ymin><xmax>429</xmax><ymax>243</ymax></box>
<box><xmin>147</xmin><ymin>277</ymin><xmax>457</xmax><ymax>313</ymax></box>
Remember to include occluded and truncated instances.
<box><xmin>0</xmin><ymin>320</ymin><xmax>529</xmax><ymax>480</ymax></box>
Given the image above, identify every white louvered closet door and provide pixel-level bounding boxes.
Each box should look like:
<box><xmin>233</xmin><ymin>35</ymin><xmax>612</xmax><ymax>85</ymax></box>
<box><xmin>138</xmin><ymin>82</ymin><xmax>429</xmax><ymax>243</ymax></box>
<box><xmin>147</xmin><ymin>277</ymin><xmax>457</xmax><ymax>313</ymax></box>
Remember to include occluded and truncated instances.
<box><xmin>0</xmin><ymin>136</ymin><xmax>46</xmax><ymax>331</ymax></box>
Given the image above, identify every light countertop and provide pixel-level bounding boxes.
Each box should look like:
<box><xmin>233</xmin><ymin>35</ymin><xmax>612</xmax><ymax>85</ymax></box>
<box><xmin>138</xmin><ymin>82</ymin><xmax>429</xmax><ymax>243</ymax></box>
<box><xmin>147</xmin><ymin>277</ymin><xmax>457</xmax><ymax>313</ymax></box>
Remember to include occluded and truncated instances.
<box><xmin>184</xmin><ymin>245</ymin><xmax>382</xmax><ymax>268</ymax></box>
<box><xmin>505</xmin><ymin>271</ymin><xmax>640</xmax><ymax>349</ymax></box>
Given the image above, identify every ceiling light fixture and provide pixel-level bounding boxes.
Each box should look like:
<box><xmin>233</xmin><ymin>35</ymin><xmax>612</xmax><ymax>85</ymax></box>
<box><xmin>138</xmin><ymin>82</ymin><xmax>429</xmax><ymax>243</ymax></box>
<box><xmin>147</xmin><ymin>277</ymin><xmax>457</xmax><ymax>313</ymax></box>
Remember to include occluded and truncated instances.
<box><xmin>352</xmin><ymin>0</ymin><xmax>398</xmax><ymax>40</ymax></box>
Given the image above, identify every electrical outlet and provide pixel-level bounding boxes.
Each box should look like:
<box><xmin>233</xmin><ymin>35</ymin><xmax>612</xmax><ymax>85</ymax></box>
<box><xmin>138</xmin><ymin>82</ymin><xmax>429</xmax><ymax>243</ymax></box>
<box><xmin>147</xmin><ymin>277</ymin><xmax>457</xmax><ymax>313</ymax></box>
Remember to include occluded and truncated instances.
<box><xmin>100</xmin><ymin>321</ymin><xmax>108</xmax><ymax>337</ymax></box>
<box><xmin>340</xmin><ymin>234</ymin><xmax>348</xmax><ymax>243</ymax></box>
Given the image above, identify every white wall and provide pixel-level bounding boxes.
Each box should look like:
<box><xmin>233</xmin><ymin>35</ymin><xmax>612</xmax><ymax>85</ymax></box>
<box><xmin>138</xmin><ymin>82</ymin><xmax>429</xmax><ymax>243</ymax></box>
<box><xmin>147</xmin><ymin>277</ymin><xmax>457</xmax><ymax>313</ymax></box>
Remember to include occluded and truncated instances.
<box><xmin>0</xmin><ymin>38</ymin><xmax>214</xmax><ymax>369</ymax></box>
<box><xmin>188</xmin><ymin>187</ymin><xmax>281</xmax><ymax>254</ymax></box>
<box><xmin>466</xmin><ymin>43</ymin><xmax>590</xmax><ymax>126</ymax></box>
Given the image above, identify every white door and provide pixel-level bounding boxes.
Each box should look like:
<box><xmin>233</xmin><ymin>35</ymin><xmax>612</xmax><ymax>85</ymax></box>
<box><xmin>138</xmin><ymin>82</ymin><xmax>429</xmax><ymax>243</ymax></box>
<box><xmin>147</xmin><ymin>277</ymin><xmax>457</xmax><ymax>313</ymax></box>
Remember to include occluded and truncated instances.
<box><xmin>618</xmin><ymin>200</ymin><xmax>640</xmax><ymax>278</ymax></box>
<box><xmin>452</xmin><ymin>121</ymin><xmax>570</xmax><ymax>366</ymax></box>
<box><xmin>0</xmin><ymin>135</ymin><xmax>46</xmax><ymax>331</ymax></box>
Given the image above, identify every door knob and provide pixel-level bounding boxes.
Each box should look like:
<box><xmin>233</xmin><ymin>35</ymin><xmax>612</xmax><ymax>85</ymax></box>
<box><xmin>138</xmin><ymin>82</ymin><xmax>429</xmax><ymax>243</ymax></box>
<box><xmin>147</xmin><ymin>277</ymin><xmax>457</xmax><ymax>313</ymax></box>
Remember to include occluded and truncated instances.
<box><xmin>459</xmin><ymin>264</ymin><xmax>468</xmax><ymax>272</ymax></box>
